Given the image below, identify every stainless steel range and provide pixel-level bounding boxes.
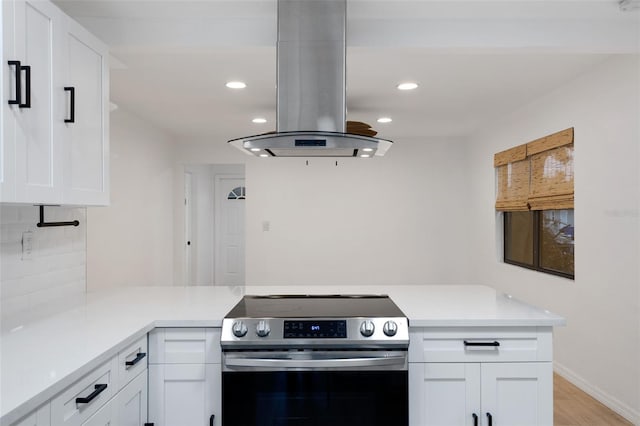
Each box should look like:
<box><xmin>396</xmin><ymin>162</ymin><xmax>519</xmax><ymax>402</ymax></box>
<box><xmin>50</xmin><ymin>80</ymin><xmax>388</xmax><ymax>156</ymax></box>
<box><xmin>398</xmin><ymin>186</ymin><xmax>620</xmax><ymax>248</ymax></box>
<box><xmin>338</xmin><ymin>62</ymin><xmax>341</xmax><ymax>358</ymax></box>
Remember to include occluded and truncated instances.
<box><xmin>220</xmin><ymin>294</ymin><xmax>409</xmax><ymax>426</ymax></box>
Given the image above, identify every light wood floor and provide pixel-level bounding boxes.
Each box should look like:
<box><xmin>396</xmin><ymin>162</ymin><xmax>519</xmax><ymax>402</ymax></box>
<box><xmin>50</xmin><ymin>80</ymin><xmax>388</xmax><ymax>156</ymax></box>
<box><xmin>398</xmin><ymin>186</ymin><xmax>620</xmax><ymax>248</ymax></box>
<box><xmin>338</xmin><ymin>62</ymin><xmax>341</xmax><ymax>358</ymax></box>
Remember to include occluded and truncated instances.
<box><xmin>554</xmin><ymin>374</ymin><xmax>632</xmax><ymax>426</ymax></box>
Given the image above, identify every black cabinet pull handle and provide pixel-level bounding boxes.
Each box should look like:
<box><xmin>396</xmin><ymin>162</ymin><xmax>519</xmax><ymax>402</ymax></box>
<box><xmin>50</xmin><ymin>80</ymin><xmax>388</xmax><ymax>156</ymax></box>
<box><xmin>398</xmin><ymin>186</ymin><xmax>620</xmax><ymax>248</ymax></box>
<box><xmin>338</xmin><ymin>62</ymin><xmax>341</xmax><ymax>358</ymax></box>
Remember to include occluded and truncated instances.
<box><xmin>125</xmin><ymin>352</ymin><xmax>146</xmax><ymax>367</ymax></box>
<box><xmin>464</xmin><ymin>340</ymin><xmax>500</xmax><ymax>347</ymax></box>
<box><xmin>20</xmin><ymin>65</ymin><xmax>30</xmax><ymax>108</ymax></box>
<box><xmin>486</xmin><ymin>412</ymin><xmax>493</xmax><ymax>426</ymax></box>
<box><xmin>7</xmin><ymin>61</ymin><xmax>21</xmax><ymax>105</ymax></box>
<box><xmin>76</xmin><ymin>383</ymin><xmax>107</xmax><ymax>404</ymax></box>
<box><xmin>64</xmin><ymin>86</ymin><xmax>75</xmax><ymax>123</ymax></box>
<box><xmin>472</xmin><ymin>413</ymin><xmax>478</xmax><ymax>426</ymax></box>
<box><xmin>210</xmin><ymin>414</ymin><xmax>215</xmax><ymax>426</ymax></box>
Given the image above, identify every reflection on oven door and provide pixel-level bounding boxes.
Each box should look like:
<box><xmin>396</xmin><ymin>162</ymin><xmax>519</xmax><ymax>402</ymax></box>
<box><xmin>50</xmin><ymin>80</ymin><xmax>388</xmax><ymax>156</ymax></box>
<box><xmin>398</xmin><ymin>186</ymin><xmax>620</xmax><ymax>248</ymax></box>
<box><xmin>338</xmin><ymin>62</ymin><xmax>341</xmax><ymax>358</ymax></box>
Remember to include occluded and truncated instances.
<box><xmin>222</xmin><ymin>370</ymin><xmax>408</xmax><ymax>426</ymax></box>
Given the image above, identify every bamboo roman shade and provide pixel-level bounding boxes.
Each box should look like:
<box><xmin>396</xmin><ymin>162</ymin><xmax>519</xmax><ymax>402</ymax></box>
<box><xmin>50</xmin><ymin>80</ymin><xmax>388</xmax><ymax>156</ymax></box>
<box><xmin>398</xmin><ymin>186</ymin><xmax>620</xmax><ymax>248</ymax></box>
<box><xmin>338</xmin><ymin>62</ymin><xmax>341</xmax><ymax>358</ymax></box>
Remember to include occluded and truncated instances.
<box><xmin>494</xmin><ymin>128</ymin><xmax>574</xmax><ymax>211</ymax></box>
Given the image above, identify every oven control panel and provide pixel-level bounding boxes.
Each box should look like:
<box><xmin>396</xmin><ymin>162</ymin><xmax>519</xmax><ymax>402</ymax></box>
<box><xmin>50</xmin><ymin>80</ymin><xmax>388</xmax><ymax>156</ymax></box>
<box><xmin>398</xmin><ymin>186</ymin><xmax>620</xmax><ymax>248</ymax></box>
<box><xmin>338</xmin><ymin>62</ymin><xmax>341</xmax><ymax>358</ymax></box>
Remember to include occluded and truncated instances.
<box><xmin>284</xmin><ymin>320</ymin><xmax>347</xmax><ymax>338</ymax></box>
<box><xmin>221</xmin><ymin>317</ymin><xmax>409</xmax><ymax>349</ymax></box>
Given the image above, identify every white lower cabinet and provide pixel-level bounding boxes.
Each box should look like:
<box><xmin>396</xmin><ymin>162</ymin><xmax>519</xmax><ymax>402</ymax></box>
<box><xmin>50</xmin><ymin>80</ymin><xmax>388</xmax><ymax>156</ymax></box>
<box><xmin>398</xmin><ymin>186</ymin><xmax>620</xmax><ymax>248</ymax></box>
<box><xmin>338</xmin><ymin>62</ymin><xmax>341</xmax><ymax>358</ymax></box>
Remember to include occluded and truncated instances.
<box><xmin>148</xmin><ymin>363</ymin><xmax>220</xmax><ymax>426</ymax></box>
<box><xmin>115</xmin><ymin>370</ymin><xmax>148</xmax><ymax>426</ymax></box>
<box><xmin>10</xmin><ymin>403</ymin><xmax>51</xmax><ymax>426</ymax></box>
<box><xmin>80</xmin><ymin>372</ymin><xmax>148</xmax><ymax>426</ymax></box>
<box><xmin>410</xmin><ymin>362</ymin><xmax>552</xmax><ymax>426</ymax></box>
<box><xmin>11</xmin><ymin>345</ymin><xmax>148</xmax><ymax>426</ymax></box>
<box><xmin>80</xmin><ymin>398</ymin><xmax>115</xmax><ymax>426</ymax></box>
<box><xmin>51</xmin><ymin>357</ymin><xmax>118</xmax><ymax>426</ymax></box>
<box><xmin>409</xmin><ymin>327</ymin><xmax>554</xmax><ymax>426</ymax></box>
<box><xmin>480</xmin><ymin>362</ymin><xmax>552</xmax><ymax>426</ymax></box>
<box><xmin>147</xmin><ymin>328</ymin><xmax>222</xmax><ymax>426</ymax></box>
<box><xmin>410</xmin><ymin>362</ymin><xmax>481</xmax><ymax>426</ymax></box>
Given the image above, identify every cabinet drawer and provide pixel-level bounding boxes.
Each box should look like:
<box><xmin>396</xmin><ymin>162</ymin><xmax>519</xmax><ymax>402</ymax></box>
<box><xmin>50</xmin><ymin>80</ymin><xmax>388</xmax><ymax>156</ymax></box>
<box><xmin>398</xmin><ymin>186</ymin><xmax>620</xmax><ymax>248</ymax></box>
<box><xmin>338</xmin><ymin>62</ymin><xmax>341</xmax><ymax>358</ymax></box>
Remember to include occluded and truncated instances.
<box><xmin>51</xmin><ymin>356</ymin><xmax>118</xmax><ymax>426</ymax></box>
<box><xmin>409</xmin><ymin>327</ymin><xmax>552</xmax><ymax>363</ymax></box>
<box><xmin>148</xmin><ymin>328</ymin><xmax>221</xmax><ymax>364</ymax></box>
<box><xmin>118</xmin><ymin>335</ymin><xmax>148</xmax><ymax>390</ymax></box>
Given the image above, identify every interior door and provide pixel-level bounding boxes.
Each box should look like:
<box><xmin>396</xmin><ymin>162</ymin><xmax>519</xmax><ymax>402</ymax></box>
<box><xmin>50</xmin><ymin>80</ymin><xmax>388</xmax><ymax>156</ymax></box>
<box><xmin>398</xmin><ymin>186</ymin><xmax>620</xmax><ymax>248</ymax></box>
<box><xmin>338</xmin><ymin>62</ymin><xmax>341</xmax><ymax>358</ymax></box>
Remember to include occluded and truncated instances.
<box><xmin>214</xmin><ymin>175</ymin><xmax>245</xmax><ymax>285</ymax></box>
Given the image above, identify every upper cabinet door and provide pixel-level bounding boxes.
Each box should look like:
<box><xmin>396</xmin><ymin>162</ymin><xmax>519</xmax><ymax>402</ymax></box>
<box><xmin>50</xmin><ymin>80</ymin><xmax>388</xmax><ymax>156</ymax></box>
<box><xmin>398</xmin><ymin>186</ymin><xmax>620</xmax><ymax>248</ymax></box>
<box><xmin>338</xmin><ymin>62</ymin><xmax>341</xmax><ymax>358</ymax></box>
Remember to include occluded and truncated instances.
<box><xmin>1</xmin><ymin>0</ymin><xmax>17</xmax><ymax>202</ymax></box>
<box><xmin>12</xmin><ymin>0</ymin><xmax>64</xmax><ymax>204</ymax></box>
<box><xmin>61</xmin><ymin>17</ymin><xmax>109</xmax><ymax>206</ymax></box>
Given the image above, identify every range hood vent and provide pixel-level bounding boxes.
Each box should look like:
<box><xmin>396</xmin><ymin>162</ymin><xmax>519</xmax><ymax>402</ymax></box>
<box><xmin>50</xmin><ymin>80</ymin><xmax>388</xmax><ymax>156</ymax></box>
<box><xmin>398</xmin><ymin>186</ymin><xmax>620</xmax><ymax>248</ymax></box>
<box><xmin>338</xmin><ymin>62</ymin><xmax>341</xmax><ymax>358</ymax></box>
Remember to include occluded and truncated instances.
<box><xmin>228</xmin><ymin>0</ymin><xmax>393</xmax><ymax>158</ymax></box>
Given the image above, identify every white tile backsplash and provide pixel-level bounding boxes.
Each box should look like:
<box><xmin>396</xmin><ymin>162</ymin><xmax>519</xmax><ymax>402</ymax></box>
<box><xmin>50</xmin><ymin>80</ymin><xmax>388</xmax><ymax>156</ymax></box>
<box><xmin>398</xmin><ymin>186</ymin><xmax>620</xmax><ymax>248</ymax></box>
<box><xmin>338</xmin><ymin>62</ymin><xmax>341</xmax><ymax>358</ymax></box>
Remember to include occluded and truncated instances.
<box><xmin>1</xmin><ymin>206</ymin><xmax>87</xmax><ymax>329</ymax></box>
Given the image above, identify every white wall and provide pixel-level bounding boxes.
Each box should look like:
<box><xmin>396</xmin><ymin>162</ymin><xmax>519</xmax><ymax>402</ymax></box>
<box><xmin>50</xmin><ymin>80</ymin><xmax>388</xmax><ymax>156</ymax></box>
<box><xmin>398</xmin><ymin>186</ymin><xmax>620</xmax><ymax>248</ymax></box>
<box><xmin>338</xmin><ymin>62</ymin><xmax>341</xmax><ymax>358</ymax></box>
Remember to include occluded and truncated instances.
<box><xmin>172</xmin><ymin>137</ymin><xmax>472</xmax><ymax>286</ymax></box>
<box><xmin>466</xmin><ymin>55</ymin><xmax>640</xmax><ymax>423</ymax></box>
<box><xmin>86</xmin><ymin>108</ymin><xmax>175</xmax><ymax>290</ymax></box>
<box><xmin>0</xmin><ymin>206</ymin><xmax>86</xmax><ymax>330</ymax></box>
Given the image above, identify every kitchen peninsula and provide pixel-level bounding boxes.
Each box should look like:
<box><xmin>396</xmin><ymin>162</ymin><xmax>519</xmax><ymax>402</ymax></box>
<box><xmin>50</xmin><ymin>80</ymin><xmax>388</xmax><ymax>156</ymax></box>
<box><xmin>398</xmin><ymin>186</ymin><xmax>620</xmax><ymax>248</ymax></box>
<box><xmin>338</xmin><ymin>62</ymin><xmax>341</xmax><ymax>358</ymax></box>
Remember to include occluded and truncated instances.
<box><xmin>1</xmin><ymin>285</ymin><xmax>564</xmax><ymax>425</ymax></box>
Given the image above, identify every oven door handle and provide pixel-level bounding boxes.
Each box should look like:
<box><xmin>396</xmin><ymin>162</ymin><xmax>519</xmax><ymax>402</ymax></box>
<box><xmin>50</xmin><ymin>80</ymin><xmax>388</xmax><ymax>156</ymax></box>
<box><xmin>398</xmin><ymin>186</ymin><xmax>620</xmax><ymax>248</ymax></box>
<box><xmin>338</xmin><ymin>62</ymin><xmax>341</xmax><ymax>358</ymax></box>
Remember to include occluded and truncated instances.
<box><xmin>224</xmin><ymin>355</ymin><xmax>406</xmax><ymax>369</ymax></box>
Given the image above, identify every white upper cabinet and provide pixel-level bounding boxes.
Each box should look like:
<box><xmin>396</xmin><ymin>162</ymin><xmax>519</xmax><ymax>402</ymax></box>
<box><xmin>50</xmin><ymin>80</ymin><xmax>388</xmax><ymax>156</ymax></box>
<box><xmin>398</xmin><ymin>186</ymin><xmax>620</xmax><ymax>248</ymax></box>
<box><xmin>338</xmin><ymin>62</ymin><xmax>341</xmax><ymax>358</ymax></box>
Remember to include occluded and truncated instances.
<box><xmin>2</xmin><ymin>0</ymin><xmax>109</xmax><ymax>206</ymax></box>
<box><xmin>3</xmin><ymin>0</ymin><xmax>63</xmax><ymax>204</ymax></box>
<box><xmin>60</xmin><ymin>17</ymin><xmax>109</xmax><ymax>206</ymax></box>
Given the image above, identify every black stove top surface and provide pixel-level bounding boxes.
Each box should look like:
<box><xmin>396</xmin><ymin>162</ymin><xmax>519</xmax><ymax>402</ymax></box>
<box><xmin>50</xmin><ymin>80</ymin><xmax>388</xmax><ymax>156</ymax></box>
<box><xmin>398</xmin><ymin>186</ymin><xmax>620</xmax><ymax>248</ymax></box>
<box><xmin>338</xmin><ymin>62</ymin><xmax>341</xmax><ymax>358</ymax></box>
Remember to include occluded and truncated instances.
<box><xmin>225</xmin><ymin>294</ymin><xmax>406</xmax><ymax>319</ymax></box>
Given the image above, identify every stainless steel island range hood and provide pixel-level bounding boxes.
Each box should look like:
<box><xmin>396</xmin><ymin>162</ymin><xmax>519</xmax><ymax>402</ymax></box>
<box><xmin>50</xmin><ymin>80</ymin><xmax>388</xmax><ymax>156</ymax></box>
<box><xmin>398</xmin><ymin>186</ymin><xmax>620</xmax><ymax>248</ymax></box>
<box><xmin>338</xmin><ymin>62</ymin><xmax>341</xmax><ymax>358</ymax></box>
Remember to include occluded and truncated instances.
<box><xmin>228</xmin><ymin>0</ymin><xmax>393</xmax><ymax>158</ymax></box>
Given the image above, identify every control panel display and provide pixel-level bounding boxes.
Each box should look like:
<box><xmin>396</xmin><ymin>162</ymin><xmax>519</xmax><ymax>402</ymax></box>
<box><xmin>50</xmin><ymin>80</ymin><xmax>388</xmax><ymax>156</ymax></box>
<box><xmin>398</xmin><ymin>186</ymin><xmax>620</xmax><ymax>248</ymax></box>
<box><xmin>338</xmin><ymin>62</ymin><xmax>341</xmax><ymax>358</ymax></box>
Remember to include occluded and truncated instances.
<box><xmin>284</xmin><ymin>320</ymin><xmax>347</xmax><ymax>338</ymax></box>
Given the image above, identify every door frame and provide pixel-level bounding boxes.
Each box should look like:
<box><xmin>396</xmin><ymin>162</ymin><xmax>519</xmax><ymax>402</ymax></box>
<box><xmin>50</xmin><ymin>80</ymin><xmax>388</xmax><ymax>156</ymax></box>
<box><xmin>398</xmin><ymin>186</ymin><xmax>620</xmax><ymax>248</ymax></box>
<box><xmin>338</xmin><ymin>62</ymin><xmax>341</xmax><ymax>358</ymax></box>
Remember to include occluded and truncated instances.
<box><xmin>184</xmin><ymin>171</ymin><xmax>193</xmax><ymax>286</ymax></box>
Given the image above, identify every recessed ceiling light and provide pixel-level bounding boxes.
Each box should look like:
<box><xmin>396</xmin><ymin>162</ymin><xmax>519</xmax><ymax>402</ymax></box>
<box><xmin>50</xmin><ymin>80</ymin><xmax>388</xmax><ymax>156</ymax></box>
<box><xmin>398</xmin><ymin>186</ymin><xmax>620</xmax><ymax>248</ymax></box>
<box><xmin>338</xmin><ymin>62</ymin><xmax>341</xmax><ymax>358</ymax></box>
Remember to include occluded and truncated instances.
<box><xmin>250</xmin><ymin>148</ymin><xmax>261</xmax><ymax>152</ymax></box>
<box><xmin>360</xmin><ymin>154</ymin><xmax>371</xmax><ymax>158</ymax></box>
<box><xmin>397</xmin><ymin>82</ymin><xmax>418</xmax><ymax>91</ymax></box>
<box><xmin>259</xmin><ymin>154</ymin><xmax>269</xmax><ymax>158</ymax></box>
<box><xmin>377</xmin><ymin>117</ymin><xmax>392</xmax><ymax>123</ymax></box>
<box><xmin>252</xmin><ymin>118</ymin><xmax>267</xmax><ymax>124</ymax></box>
<box><xmin>362</xmin><ymin>148</ymin><xmax>374</xmax><ymax>152</ymax></box>
<box><xmin>226</xmin><ymin>81</ymin><xmax>247</xmax><ymax>89</ymax></box>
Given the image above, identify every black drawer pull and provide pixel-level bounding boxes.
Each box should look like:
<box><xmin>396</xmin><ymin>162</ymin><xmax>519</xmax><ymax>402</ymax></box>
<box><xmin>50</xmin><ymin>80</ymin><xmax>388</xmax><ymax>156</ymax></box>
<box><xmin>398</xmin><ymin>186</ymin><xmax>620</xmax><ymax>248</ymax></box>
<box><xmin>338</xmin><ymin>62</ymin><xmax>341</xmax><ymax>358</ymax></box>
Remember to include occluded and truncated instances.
<box><xmin>210</xmin><ymin>414</ymin><xmax>215</xmax><ymax>426</ymax></box>
<box><xmin>125</xmin><ymin>352</ymin><xmax>146</xmax><ymax>367</ymax></box>
<box><xmin>64</xmin><ymin>86</ymin><xmax>75</xmax><ymax>123</ymax></box>
<box><xmin>487</xmin><ymin>412</ymin><xmax>493</xmax><ymax>426</ymax></box>
<box><xmin>464</xmin><ymin>340</ymin><xmax>500</xmax><ymax>347</ymax></box>
<box><xmin>7</xmin><ymin>61</ymin><xmax>21</xmax><ymax>105</ymax></box>
<box><xmin>472</xmin><ymin>413</ymin><xmax>478</xmax><ymax>426</ymax></box>
<box><xmin>76</xmin><ymin>383</ymin><xmax>107</xmax><ymax>404</ymax></box>
<box><xmin>20</xmin><ymin>65</ymin><xmax>31</xmax><ymax>108</ymax></box>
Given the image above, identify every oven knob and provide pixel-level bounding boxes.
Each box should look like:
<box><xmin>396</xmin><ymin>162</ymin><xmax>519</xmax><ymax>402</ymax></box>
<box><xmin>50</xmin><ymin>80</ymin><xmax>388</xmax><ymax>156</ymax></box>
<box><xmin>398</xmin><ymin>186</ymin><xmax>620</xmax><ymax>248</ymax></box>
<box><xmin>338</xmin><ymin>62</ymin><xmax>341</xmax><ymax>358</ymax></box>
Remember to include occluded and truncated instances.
<box><xmin>256</xmin><ymin>320</ymin><xmax>270</xmax><ymax>337</ymax></box>
<box><xmin>360</xmin><ymin>320</ymin><xmax>375</xmax><ymax>337</ymax></box>
<box><xmin>383</xmin><ymin>320</ymin><xmax>398</xmax><ymax>337</ymax></box>
<box><xmin>232</xmin><ymin>321</ymin><xmax>248</xmax><ymax>337</ymax></box>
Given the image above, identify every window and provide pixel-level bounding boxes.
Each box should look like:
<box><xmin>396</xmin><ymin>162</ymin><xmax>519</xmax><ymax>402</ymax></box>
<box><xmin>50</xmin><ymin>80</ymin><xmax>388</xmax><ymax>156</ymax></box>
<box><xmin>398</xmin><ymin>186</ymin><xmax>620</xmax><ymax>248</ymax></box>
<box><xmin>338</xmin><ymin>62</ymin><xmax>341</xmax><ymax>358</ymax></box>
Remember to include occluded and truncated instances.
<box><xmin>496</xmin><ymin>128</ymin><xmax>574</xmax><ymax>279</ymax></box>
<box><xmin>504</xmin><ymin>210</ymin><xmax>574</xmax><ymax>278</ymax></box>
<box><xmin>227</xmin><ymin>186</ymin><xmax>246</xmax><ymax>200</ymax></box>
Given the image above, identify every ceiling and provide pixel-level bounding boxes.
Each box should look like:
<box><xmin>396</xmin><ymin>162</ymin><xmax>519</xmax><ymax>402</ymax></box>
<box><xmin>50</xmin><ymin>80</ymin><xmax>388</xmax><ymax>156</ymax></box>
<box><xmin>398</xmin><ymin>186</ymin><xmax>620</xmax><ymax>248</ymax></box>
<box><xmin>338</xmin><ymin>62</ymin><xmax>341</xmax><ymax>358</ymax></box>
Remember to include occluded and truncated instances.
<box><xmin>54</xmin><ymin>1</ymin><xmax>640</xmax><ymax>142</ymax></box>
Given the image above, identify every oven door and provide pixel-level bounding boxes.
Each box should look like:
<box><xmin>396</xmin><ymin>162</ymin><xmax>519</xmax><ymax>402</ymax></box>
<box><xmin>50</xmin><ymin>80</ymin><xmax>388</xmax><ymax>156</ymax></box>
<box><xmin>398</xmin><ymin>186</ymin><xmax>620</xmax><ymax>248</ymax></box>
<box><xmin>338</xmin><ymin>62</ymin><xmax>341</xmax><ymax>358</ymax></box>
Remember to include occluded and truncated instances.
<box><xmin>222</xmin><ymin>350</ymin><xmax>408</xmax><ymax>426</ymax></box>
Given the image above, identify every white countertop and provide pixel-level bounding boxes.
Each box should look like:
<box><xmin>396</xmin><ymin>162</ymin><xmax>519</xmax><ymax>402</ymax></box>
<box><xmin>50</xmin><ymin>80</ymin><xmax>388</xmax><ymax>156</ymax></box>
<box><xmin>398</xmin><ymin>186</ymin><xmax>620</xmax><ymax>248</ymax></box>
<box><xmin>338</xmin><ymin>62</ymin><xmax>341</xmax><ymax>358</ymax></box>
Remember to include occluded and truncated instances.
<box><xmin>0</xmin><ymin>284</ymin><xmax>564</xmax><ymax>424</ymax></box>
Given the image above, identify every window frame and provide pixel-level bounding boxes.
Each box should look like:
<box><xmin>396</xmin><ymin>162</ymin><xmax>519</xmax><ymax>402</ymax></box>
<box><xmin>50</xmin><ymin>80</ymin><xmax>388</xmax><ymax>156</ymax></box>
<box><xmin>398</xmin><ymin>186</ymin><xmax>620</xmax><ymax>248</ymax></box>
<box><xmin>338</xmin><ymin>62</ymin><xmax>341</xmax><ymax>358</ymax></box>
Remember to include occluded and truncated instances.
<box><xmin>503</xmin><ymin>210</ymin><xmax>574</xmax><ymax>280</ymax></box>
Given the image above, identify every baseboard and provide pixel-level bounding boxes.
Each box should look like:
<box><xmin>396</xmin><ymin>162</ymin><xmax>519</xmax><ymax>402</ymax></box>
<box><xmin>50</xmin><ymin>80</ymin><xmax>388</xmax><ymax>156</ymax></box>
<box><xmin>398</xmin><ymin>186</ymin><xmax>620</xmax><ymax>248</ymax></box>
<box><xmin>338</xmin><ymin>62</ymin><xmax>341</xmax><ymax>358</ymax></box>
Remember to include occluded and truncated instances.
<box><xmin>554</xmin><ymin>362</ymin><xmax>640</xmax><ymax>425</ymax></box>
